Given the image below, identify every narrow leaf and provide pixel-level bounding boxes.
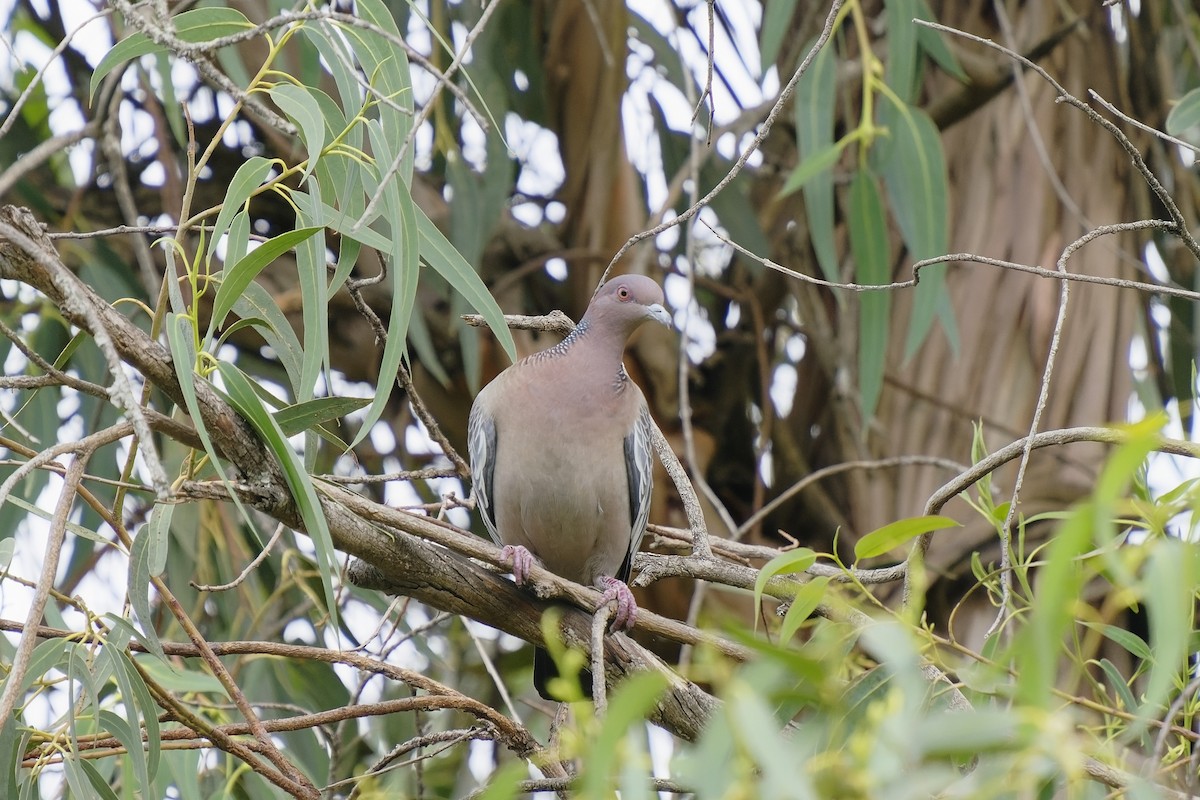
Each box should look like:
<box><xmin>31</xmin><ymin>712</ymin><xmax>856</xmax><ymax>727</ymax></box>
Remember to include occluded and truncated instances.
<box><xmin>270</xmin><ymin>83</ymin><xmax>327</xmax><ymax>181</ymax></box>
<box><xmin>885</xmin><ymin>0</ymin><xmax>921</xmax><ymax>104</ymax></box>
<box><xmin>91</xmin><ymin>35</ymin><xmax>160</xmax><ymax>99</ymax></box>
<box><xmin>204</xmin><ymin>156</ymin><xmax>273</xmax><ymax>265</ymax></box>
<box><xmin>855</xmin><ymin>514</ymin><xmax>961</xmax><ymax>560</ymax></box>
<box><xmin>760</xmin><ymin>0</ymin><xmax>801</xmax><ymax>67</ymax></box>
<box><xmin>874</xmin><ymin>98</ymin><xmax>951</xmax><ymax>358</ymax></box>
<box><xmin>794</xmin><ymin>34</ymin><xmax>839</xmax><ymax>282</ymax></box>
<box><xmin>127</xmin><ymin>508</ymin><xmax>166</xmax><ymax>660</ymax></box>
<box><xmin>848</xmin><ymin>169</ymin><xmax>891</xmax><ymax>422</ymax></box>
<box><xmin>77</xmin><ymin>760</ymin><xmax>121</xmax><ymax>800</ymax></box>
<box><xmin>216</xmin><ymin>362</ymin><xmax>340</xmax><ymax>633</ymax></box>
<box><xmin>91</xmin><ymin>7</ymin><xmax>254</xmax><ymax>99</ymax></box>
<box><xmin>780</xmin><ymin>575</ymin><xmax>831</xmax><ymax>643</ymax></box>
<box><xmin>1080</xmin><ymin>621</ymin><xmax>1151</xmax><ymax>662</ymax></box>
<box><xmin>779</xmin><ymin>139</ymin><xmax>845</xmax><ymax>198</ymax></box>
<box><xmin>210</xmin><ymin>227</ymin><xmax>322</xmax><ymax>329</ymax></box>
<box><xmin>293</xmin><ymin>205</ymin><xmax>328</xmax><ymax>404</ymax></box>
<box><xmin>416</xmin><ymin>203</ymin><xmax>518</xmax><ymax>362</ymax></box>
<box><xmin>274</xmin><ymin>396</ymin><xmax>370</xmax><ymax>437</ymax></box>
<box><xmin>753</xmin><ymin>547</ymin><xmax>816</xmax><ymax>627</ymax></box>
<box><xmin>1166</xmin><ymin>87</ymin><xmax>1200</xmax><ymax>141</ymax></box>
<box><xmin>914</xmin><ymin>0</ymin><xmax>967</xmax><ymax>80</ymax></box>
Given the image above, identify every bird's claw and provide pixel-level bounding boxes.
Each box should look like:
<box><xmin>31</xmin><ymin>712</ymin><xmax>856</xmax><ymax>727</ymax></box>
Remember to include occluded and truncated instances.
<box><xmin>500</xmin><ymin>545</ymin><xmax>535</xmax><ymax>585</ymax></box>
<box><xmin>597</xmin><ymin>576</ymin><xmax>638</xmax><ymax>631</ymax></box>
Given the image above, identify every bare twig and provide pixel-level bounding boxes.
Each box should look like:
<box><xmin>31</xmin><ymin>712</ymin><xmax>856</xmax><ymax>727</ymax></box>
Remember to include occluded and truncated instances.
<box><xmin>191</xmin><ymin>524</ymin><xmax>285</xmax><ymax>592</ymax></box>
<box><xmin>0</xmin><ymin>212</ymin><xmax>172</xmax><ymax>497</ymax></box>
<box><xmin>0</xmin><ymin>454</ymin><xmax>88</xmax><ymax>725</ymax></box>
<box><xmin>599</xmin><ymin>0</ymin><xmax>846</xmax><ymax>282</ymax></box>
<box><xmin>591</xmin><ymin>603</ymin><xmax>615</xmax><ymax>714</ymax></box>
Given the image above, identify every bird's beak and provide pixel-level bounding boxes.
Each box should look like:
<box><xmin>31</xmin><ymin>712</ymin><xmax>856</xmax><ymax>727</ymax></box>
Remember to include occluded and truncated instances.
<box><xmin>647</xmin><ymin>303</ymin><xmax>672</xmax><ymax>329</ymax></box>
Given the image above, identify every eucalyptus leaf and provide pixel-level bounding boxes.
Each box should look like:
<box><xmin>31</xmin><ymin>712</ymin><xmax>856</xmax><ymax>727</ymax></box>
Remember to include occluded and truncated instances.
<box><xmin>854</xmin><ymin>514</ymin><xmax>960</xmax><ymax>560</ymax></box>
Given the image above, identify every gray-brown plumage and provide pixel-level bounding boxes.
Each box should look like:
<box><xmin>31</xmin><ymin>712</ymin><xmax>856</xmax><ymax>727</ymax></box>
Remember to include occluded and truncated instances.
<box><xmin>468</xmin><ymin>275</ymin><xmax>670</xmax><ymax>696</ymax></box>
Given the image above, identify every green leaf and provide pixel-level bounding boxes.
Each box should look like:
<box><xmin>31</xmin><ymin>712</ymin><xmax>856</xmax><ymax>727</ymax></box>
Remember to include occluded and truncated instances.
<box><xmin>760</xmin><ymin>0</ymin><xmax>800</xmax><ymax>67</ymax></box>
<box><xmin>5</xmin><ymin>638</ymin><xmax>68</xmax><ymax>701</ymax></box>
<box><xmin>794</xmin><ymin>34</ymin><xmax>839</xmax><ymax>282</ymax></box>
<box><xmin>885</xmin><ymin>0</ymin><xmax>921</xmax><ymax>104</ymax></box>
<box><xmin>780</xmin><ymin>575</ymin><xmax>831</xmax><ymax>644</ymax></box>
<box><xmin>1142</xmin><ymin>540</ymin><xmax>1197</xmax><ymax>715</ymax></box>
<box><xmin>204</xmin><ymin>156</ymin><xmax>273</xmax><ymax>266</ymax></box>
<box><xmin>753</xmin><ymin>547</ymin><xmax>816</xmax><ymax>627</ymax></box>
<box><xmin>167</xmin><ymin>7</ymin><xmax>254</xmax><ymax>43</ymax></box>
<box><xmin>416</xmin><ymin>203</ymin><xmax>517</xmax><ymax>365</ymax></box>
<box><xmin>233</xmin><ymin>281</ymin><xmax>305</xmax><ymax>389</ymax></box>
<box><xmin>848</xmin><ymin>169</ymin><xmax>890</xmax><ymax>422</ymax></box>
<box><xmin>873</xmin><ymin>97</ymin><xmax>951</xmax><ymax>358</ymax></box>
<box><xmin>216</xmin><ymin>361</ymin><xmax>340</xmax><ymax>633</ymax></box>
<box><xmin>224</xmin><ymin>208</ymin><xmax>250</xmax><ymax>267</ymax></box>
<box><xmin>134</xmin><ymin>654</ymin><xmax>226</xmax><ymax>696</ymax></box>
<box><xmin>78</xmin><ymin>760</ymin><xmax>121</xmax><ymax>800</ymax></box>
<box><xmin>1015</xmin><ymin>501</ymin><xmax>1093</xmax><ymax>708</ymax></box>
<box><xmin>210</xmin><ymin>227</ymin><xmax>323</xmax><ymax>330</ymax></box>
<box><xmin>91</xmin><ymin>36</ymin><xmax>161</xmax><ymax>100</ymax></box>
<box><xmin>351</xmin><ymin>0</ymin><xmax>415</xmax><ymax>175</ymax></box>
<box><xmin>349</xmin><ymin>122</ymin><xmax>418</xmax><ymax>449</ymax></box>
<box><xmin>779</xmin><ymin>139</ymin><xmax>845</xmax><ymax>198</ymax></box>
<box><xmin>127</xmin><ymin>503</ymin><xmax>170</xmax><ymax>659</ymax></box>
<box><xmin>213</xmin><ymin>316</ymin><xmax>271</xmax><ymax>352</ymax></box>
<box><xmin>299</xmin><ymin>25</ymin><xmax>361</xmax><ymax>120</ymax></box>
<box><xmin>98</xmin><ymin>646</ymin><xmax>157</xmax><ymax>790</ymax></box>
<box><xmin>274</xmin><ymin>396</ymin><xmax>370</xmax><ymax>437</ymax></box>
<box><xmin>164</xmin><ymin>312</ymin><xmax>263</xmax><ymax>553</ymax></box>
<box><xmin>1095</xmin><ymin>658</ymin><xmax>1141</xmax><ymax>717</ymax></box>
<box><xmin>2</xmin><ymin>496</ymin><xmax>109</xmax><ymax>545</ymax></box>
<box><xmin>915</xmin><ymin>709</ymin><xmax>1026</xmax><ymax>758</ymax></box>
<box><xmin>270</xmin><ymin>83</ymin><xmax>327</xmax><ymax>181</ymax></box>
<box><xmin>290</xmin><ymin>192</ymin><xmax>391</xmax><ymax>253</ymax></box>
<box><xmin>913</xmin><ymin>0</ymin><xmax>966</xmax><ymax>80</ymax></box>
<box><xmin>1081</xmin><ymin>621</ymin><xmax>1151</xmax><ymax>662</ymax></box>
<box><xmin>854</xmin><ymin>514</ymin><xmax>961</xmax><ymax>560</ymax></box>
<box><xmin>91</xmin><ymin>7</ymin><xmax>254</xmax><ymax>99</ymax></box>
<box><xmin>1166</xmin><ymin>87</ymin><xmax>1200</xmax><ymax>141</ymax></box>
<box><xmin>293</xmin><ymin>205</ymin><xmax>328</xmax><ymax>406</ymax></box>
<box><xmin>579</xmin><ymin>671</ymin><xmax>670</xmax><ymax>798</ymax></box>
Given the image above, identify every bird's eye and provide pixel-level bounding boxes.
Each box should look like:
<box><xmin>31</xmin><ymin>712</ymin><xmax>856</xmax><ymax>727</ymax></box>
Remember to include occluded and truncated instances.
<box><xmin>617</xmin><ymin>286</ymin><xmax>631</xmax><ymax>301</ymax></box>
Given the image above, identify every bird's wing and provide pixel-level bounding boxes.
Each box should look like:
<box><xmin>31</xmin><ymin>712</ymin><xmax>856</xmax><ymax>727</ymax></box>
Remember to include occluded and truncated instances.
<box><xmin>620</xmin><ymin>401</ymin><xmax>654</xmax><ymax>583</ymax></box>
<box><xmin>467</xmin><ymin>399</ymin><xmax>501</xmax><ymax>545</ymax></box>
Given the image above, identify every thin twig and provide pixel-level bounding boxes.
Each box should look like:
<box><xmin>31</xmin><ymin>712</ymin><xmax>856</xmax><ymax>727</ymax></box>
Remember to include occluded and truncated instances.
<box><xmin>0</xmin><ymin>454</ymin><xmax>88</xmax><ymax>726</ymax></box>
<box><xmin>463</xmin><ymin>617</ymin><xmax>524</xmax><ymax>725</ymax></box>
<box><xmin>591</xmin><ymin>603</ymin><xmax>615</xmax><ymax>714</ymax></box>
<box><xmin>711</xmin><ymin>219</ymin><xmax>1190</xmax><ymax>298</ymax></box>
<box><xmin>599</xmin><ymin>0</ymin><xmax>845</xmax><ymax>283</ymax></box>
<box><xmin>0</xmin><ymin>213</ymin><xmax>172</xmax><ymax>498</ymax></box>
<box><xmin>191</xmin><ymin>524</ymin><xmax>285</xmax><ymax>592</ymax></box>
<box><xmin>914</xmin><ymin>18</ymin><xmax>1200</xmax><ymax>264</ymax></box>
<box><xmin>1089</xmin><ymin>89</ymin><xmax>1200</xmax><ymax>155</ymax></box>
<box><xmin>737</xmin><ymin>456</ymin><xmax>969</xmax><ymax>539</ymax></box>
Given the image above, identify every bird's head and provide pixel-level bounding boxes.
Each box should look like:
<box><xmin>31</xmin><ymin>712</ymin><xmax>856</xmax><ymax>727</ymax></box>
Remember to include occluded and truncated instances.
<box><xmin>586</xmin><ymin>275</ymin><xmax>672</xmax><ymax>333</ymax></box>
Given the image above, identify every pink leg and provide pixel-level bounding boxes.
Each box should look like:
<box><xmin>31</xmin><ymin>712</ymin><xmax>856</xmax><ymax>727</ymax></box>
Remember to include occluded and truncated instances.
<box><xmin>500</xmin><ymin>545</ymin><xmax>536</xmax><ymax>585</ymax></box>
<box><xmin>596</xmin><ymin>576</ymin><xmax>638</xmax><ymax>631</ymax></box>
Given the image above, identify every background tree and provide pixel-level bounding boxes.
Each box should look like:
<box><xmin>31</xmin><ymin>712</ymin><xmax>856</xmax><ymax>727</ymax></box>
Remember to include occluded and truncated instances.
<box><xmin>2</xmin><ymin>0</ymin><xmax>1200</xmax><ymax>797</ymax></box>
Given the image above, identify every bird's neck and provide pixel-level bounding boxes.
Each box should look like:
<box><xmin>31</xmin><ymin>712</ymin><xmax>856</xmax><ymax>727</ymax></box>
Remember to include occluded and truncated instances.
<box><xmin>546</xmin><ymin>319</ymin><xmax>633</xmax><ymax>393</ymax></box>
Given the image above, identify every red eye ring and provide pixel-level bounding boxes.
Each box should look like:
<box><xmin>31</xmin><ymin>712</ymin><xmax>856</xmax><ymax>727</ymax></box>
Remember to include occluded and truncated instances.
<box><xmin>617</xmin><ymin>285</ymin><xmax>631</xmax><ymax>301</ymax></box>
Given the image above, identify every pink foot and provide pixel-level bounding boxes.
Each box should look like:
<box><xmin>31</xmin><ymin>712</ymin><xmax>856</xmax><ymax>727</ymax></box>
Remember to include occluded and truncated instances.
<box><xmin>597</xmin><ymin>576</ymin><xmax>638</xmax><ymax>631</ymax></box>
<box><xmin>501</xmin><ymin>545</ymin><xmax>536</xmax><ymax>585</ymax></box>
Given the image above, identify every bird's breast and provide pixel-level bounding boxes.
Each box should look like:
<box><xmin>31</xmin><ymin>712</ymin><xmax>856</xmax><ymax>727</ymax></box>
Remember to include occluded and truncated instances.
<box><xmin>491</xmin><ymin>403</ymin><xmax>634</xmax><ymax>584</ymax></box>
